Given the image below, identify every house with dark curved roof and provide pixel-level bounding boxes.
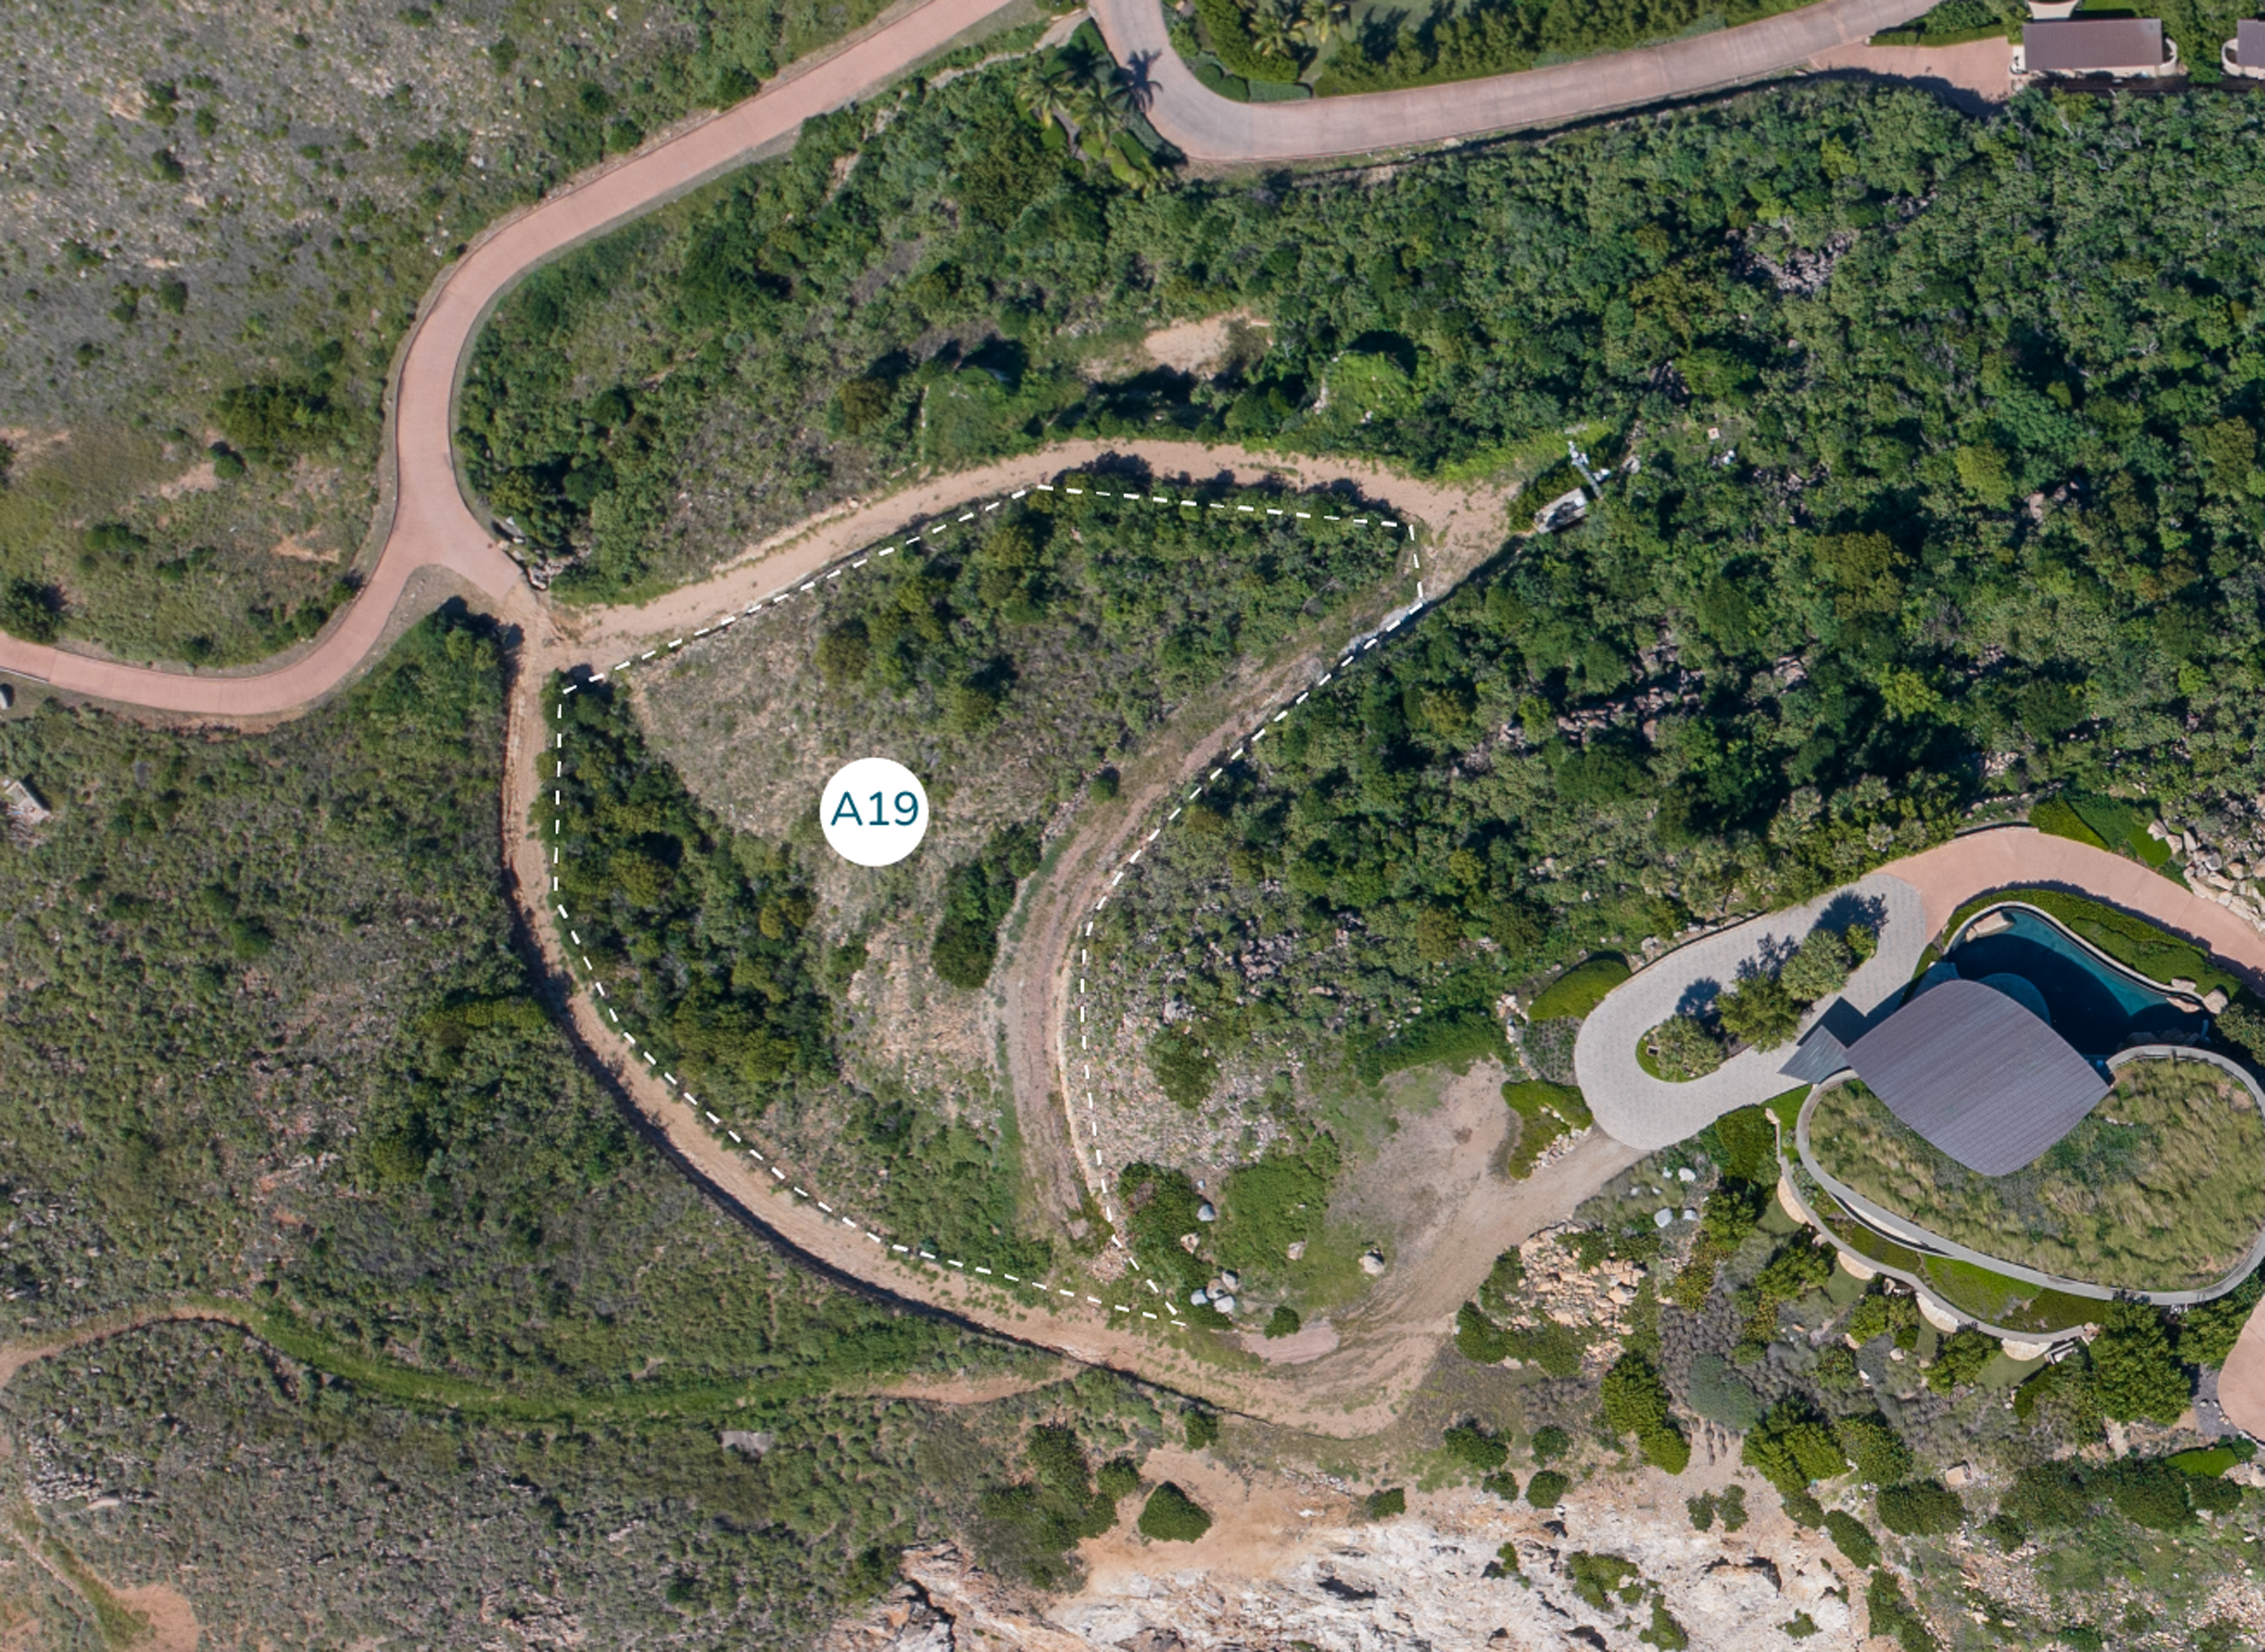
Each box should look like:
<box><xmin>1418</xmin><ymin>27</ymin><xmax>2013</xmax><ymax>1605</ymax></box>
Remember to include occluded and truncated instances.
<box><xmin>1835</xmin><ymin>979</ymin><xmax>2110</xmax><ymax>1174</ymax></box>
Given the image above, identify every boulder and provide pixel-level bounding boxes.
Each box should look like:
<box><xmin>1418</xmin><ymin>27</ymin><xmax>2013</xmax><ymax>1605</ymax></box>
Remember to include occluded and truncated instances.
<box><xmin>1359</xmin><ymin>1250</ymin><xmax>1387</xmax><ymax>1276</ymax></box>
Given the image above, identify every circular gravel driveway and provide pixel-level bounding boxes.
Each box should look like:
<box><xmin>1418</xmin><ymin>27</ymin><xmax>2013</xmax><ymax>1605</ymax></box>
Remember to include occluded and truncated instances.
<box><xmin>1573</xmin><ymin>871</ymin><xmax>1927</xmax><ymax>1151</ymax></box>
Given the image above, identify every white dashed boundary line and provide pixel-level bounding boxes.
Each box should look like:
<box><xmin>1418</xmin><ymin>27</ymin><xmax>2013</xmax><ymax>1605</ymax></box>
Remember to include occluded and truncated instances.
<box><xmin>538</xmin><ymin>473</ymin><xmax>1414</xmax><ymax>1332</ymax></box>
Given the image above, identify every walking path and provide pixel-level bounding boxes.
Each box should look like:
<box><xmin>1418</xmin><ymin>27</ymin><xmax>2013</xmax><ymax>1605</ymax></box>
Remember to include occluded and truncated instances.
<box><xmin>1572</xmin><ymin>872</ymin><xmax>1925</xmax><ymax>1151</ymax></box>
<box><xmin>1090</xmin><ymin>0</ymin><xmax>1929</xmax><ymax>163</ymax></box>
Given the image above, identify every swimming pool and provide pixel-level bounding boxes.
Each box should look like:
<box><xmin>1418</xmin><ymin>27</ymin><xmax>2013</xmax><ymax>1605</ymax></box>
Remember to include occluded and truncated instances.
<box><xmin>1946</xmin><ymin>906</ymin><xmax>2206</xmax><ymax>1056</ymax></box>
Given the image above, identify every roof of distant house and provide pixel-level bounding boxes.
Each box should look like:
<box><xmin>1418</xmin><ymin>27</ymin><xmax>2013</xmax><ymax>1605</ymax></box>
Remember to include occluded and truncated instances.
<box><xmin>2024</xmin><ymin>17</ymin><xmax>2165</xmax><ymax>73</ymax></box>
<box><xmin>1843</xmin><ymin>977</ymin><xmax>2110</xmax><ymax>1175</ymax></box>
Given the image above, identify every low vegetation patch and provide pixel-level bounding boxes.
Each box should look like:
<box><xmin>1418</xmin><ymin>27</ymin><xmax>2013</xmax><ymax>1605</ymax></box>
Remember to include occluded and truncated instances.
<box><xmin>1139</xmin><ymin>1482</ymin><xmax>1213</xmax><ymax>1542</ymax></box>
<box><xmin>1527</xmin><ymin>955</ymin><xmax>1630</xmax><ymax>1021</ymax></box>
<box><xmin>1502</xmin><ymin>1080</ymin><xmax>1590</xmax><ymax>1177</ymax></box>
<box><xmin>1807</xmin><ymin>1062</ymin><xmax>2265</xmax><ymax>1291</ymax></box>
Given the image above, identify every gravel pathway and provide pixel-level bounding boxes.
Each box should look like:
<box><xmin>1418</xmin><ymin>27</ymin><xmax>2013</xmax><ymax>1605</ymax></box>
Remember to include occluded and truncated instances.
<box><xmin>1572</xmin><ymin>871</ymin><xmax>1925</xmax><ymax>1151</ymax></box>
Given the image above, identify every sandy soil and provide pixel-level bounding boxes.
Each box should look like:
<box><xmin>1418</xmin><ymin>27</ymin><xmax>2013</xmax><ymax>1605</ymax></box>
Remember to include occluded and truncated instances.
<box><xmin>1805</xmin><ymin>33</ymin><xmax>2013</xmax><ymax>109</ymax></box>
<box><xmin>1142</xmin><ymin>313</ymin><xmax>1267</xmax><ymax>377</ymax></box>
<box><xmin>1075</xmin><ymin>1444</ymin><xmax>1351</xmax><ymax>1588</ymax></box>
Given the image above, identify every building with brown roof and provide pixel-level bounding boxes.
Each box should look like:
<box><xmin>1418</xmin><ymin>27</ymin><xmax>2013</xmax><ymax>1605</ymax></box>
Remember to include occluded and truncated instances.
<box><xmin>2014</xmin><ymin>17</ymin><xmax>2178</xmax><ymax>80</ymax></box>
<box><xmin>2224</xmin><ymin>18</ymin><xmax>2265</xmax><ymax>78</ymax></box>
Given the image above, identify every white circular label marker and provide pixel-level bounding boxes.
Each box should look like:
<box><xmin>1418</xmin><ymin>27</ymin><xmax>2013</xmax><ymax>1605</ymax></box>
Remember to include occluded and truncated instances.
<box><xmin>820</xmin><ymin>758</ymin><xmax>930</xmax><ymax>867</ymax></box>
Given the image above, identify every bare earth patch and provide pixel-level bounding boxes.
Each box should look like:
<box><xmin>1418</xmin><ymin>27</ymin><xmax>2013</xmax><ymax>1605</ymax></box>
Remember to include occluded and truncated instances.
<box><xmin>155</xmin><ymin>462</ymin><xmax>220</xmax><ymax>500</ymax></box>
<box><xmin>1142</xmin><ymin>312</ymin><xmax>1269</xmax><ymax>377</ymax></box>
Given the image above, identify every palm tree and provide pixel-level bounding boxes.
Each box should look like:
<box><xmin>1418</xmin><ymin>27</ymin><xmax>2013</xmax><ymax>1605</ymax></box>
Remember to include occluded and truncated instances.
<box><xmin>1296</xmin><ymin>0</ymin><xmax>1350</xmax><ymax>50</ymax></box>
<box><xmin>1249</xmin><ymin>1</ymin><xmax>1301</xmax><ymax>61</ymax></box>
<box><xmin>1016</xmin><ymin>62</ymin><xmax>1079</xmax><ymax>138</ymax></box>
<box><xmin>1073</xmin><ymin>84</ymin><xmax>1124</xmax><ymax>153</ymax></box>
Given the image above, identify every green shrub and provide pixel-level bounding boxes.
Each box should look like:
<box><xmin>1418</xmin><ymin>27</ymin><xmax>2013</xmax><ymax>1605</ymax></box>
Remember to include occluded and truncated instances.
<box><xmin>816</xmin><ymin>620</ymin><xmax>870</xmax><ymax>684</ymax></box>
<box><xmin>1526</xmin><ymin>1469</ymin><xmax>1570</xmax><ymax>1508</ymax></box>
<box><xmin>2098</xmin><ymin>1457</ymin><xmax>2212</xmax><ymax>1530</ymax></box>
<box><xmin>1923</xmin><ymin>1327</ymin><xmax>1995</xmax><ymax>1395</ymax></box>
<box><xmin>1642</xmin><ymin>1013</ymin><xmax>1724</xmax><ymax>1079</ymax></box>
<box><xmin>1364</xmin><ymin>1486</ymin><xmax>1406</xmax><ymax>1518</ymax></box>
<box><xmin>1264</xmin><ymin>1304</ymin><xmax>1302</xmax><ymax>1338</ymax></box>
<box><xmin>1148</xmin><ymin>1027</ymin><xmax>1219</xmax><ymax>1109</ymax></box>
<box><xmin>2</xmin><ymin>578</ymin><xmax>65</xmax><ymax>642</ymax></box>
<box><xmin>1182</xmin><ymin>1407</ymin><xmax>1220</xmax><ymax>1451</ymax></box>
<box><xmin>1454</xmin><ymin>1300</ymin><xmax>1514</xmax><ymax>1363</ymax></box>
<box><xmin>1481</xmin><ymin>1470</ymin><xmax>1519</xmax><ymax>1501</ymax></box>
<box><xmin>1682</xmin><ymin>1352</ymin><xmax>1764</xmax><ymax>1432</ymax></box>
<box><xmin>1642</xmin><ymin>1597</ymin><xmax>1690</xmax><ymax>1650</ymax></box>
<box><xmin>1139</xmin><ymin>1483</ymin><xmax>1213</xmax><ymax>1541</ymax></box>
<box><xmin>1530</xmin><ymin>1425</ymin><xmax>1570</xmax><ymax>1463</ymax></box>
<box><xmin>1686</xmin><ymin>1492</ymin><xmax>1716</xmax><ymax>1529</ymax></box>
<box><xmin>1877</xmin><ymin>1480</ymin><xmax>1964</xmax><ymax>1536</ymax></box>
<box><xmin>2177</xmin><ymin>1267</ymin><xmax>2263</xmax><ymax>1367</ymax></box>
<box><xmin>1742</xmin><ymin>1399</ymin><xmax>1847</xmax><ymax>1495</ymax></box>
<box><xmin>1865</xmin><ymin>1571</ymin><xmax>1937</xmax><ymax>1652</ymax></box>
<box><xmin>1716</xmin><ymin>1484</ymin><xmax>1747</xmax><ymax>1531</ymax></box>
<box><xmin>1601</xmin><ymin>1352</ymin><xmax>1690</xmax><ymax>1473</ymax></box>
<box><xmin>1443</xmin><ymin>1423</ymin><xmax>1509</xmax><ymax>1473</ymax></box>
<box><xmin>1566</xmin><ymin>1551</ymin><xmax>1642</xmax><ymax>1610</ymax></box>
<box><xmin>1833</xmin><ymin>1412</ymin><xmax>1912</xmax><ymax>1484</ymax></box>
<box><xmin>1822</xmin><ymin>1509</ymin><xmax>1879</xmax><ymax>1566</ymax></box>
<box><xmin>930</xmin><ymin>823</ymin><xmax>1041</xmax><ymax>989</ymax></box>
<box><xmin>2090</xmin><ymin>1301</ymin><xmax>2190</xmax><ymax>1425</ymax></box>
<box><xmin>1716</xmin><ymin>972</ymin><xmax>1799</xmax><ymax>1048</ymax></box>
<box><xmin>1779</xmin><ymin>926</ymin><xmax>1855</xmax><ymax>1005</ymax></box>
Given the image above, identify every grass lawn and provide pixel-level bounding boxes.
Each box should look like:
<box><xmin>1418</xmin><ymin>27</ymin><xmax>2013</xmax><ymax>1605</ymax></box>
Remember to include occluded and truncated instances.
<box><xmin>1808</xmin><ymin>1063</ymin><xmax>2265</xmax><ymax>1293</ymax></box>
<box><xmin>1528</xmin><ymin>955</ymin><xmax>1630</xmax><ymax>1022</ymax></box>
<box><xmin>1941</xmin><ymin>888</ymin><xmax>2232</xmax><ymax>996</ymax></box>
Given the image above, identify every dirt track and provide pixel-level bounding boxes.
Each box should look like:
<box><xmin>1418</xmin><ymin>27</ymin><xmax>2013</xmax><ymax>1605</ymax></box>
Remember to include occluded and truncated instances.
<box><xmin>0</xmin><ymin>0</ymin><xmax>1941</xmax><ymax>1430</ymax></box>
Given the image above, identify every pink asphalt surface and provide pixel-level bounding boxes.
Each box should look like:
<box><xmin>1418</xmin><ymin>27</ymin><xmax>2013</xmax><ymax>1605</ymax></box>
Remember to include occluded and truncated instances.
<box><xmin>0</xmin><ymin>0</ymin><xmax>1026</xmax><ymax>718</ymax></box>
<box><xmin>1092</xmin><ymin>0</ymin><xmax>1932</xmax><ymax>163</ymax></box>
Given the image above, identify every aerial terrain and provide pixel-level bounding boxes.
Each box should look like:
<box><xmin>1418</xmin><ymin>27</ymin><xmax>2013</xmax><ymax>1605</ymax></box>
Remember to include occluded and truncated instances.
<box><xmin>11</xmin><ymin>0</ymin><xmax>2265</xmax><ymax>1648</ymax></box>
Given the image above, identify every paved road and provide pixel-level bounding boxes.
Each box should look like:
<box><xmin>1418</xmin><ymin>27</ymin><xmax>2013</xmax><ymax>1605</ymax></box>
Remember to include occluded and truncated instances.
<box><xmin>1572</xmin><ymin>872</ymin><xmax>1926</xmax><ymax>1151</ymax></box>
<box><xmin>1090</xmin><ymin>0</ymin><xmax>1931</xmax><ymax>163</ymax></box>
<box><xmin>0</xmin><ymin>0</ymin><xmax>1026</xmax><ymax>718</ymax></box>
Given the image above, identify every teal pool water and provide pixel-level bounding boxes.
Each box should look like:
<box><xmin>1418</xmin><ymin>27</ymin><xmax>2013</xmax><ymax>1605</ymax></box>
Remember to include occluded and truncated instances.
<box><xmin>1949</xmin><ymin>906</ymin><xmax>2205</xmax><ymax>1056</ymax></box>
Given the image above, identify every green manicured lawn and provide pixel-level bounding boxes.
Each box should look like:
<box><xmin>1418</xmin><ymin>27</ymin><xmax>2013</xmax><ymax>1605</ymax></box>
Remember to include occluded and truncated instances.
<box><xmin>1528</xmin><ymin>955</ymin><xmax>1630</xmax><ymax>1022</ymax></box>
<box><xmin>1808</xmin><ymin>1064</ymin><xmax>2265</xmax><ymax>1292</ymax></box>
<box><xmin>1941</xmin><ymin>889</ymin><xmax>2231</xmax><ymax>996</ymax></box>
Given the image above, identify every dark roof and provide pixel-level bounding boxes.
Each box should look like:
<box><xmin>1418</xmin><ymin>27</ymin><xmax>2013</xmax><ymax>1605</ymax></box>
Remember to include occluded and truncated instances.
<box><xmin>1845</xmin><ymin>979</ymin><xmax>2110</xmax><ymax>1175</ymax></box>
<box><xmin>2024</xmin><ymin>18</ymin><xmax>2165</xmax><ymax>73</ymax></box>
<box><xmin>2243</xmin><ymin>18</ymin><xmax>2265</xmax><ymax>61</ymax></box>
<box><xmin>1779</xmin><ymin>997</ymin><xmax>1871</xmax><ymax>1086</ymax></box>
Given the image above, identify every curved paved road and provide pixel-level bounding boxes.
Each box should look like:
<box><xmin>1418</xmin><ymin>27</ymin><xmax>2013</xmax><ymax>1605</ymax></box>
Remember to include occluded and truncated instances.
<box><xmin>1572</xmin><ymin>871</ymin><xmax>1925</xmax><ymax>1151</ymax></box>
<box><xmin>1092</xmin><ymin>0</ymin><xmax>1929</xmax><ymax>163</ymax></box>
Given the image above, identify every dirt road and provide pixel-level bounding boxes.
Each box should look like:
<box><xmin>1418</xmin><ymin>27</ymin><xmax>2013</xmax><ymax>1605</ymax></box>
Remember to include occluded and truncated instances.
<box><xmin>0</xmin><ymin>0</ymin><xmax>1029</xmax><ymax>718</ymax></box>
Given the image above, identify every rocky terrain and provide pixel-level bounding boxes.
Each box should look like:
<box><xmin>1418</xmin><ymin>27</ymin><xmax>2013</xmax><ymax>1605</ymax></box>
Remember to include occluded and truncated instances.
<box><xmin>824</xmin><ymin>1457</ymin><xmax>1866</xmax><ymax>1652</ymax></box>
